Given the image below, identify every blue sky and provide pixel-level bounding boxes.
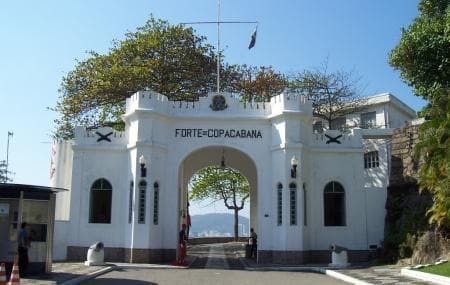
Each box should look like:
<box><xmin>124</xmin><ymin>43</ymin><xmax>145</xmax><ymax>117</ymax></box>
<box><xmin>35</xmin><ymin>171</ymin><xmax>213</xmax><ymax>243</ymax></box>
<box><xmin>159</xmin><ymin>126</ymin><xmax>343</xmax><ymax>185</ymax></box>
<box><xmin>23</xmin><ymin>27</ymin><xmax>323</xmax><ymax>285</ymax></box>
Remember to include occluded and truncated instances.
<box><xmin>0</xmin><ymin>1</ymin><xmax>424</xmax><ymax>215</ymax></box>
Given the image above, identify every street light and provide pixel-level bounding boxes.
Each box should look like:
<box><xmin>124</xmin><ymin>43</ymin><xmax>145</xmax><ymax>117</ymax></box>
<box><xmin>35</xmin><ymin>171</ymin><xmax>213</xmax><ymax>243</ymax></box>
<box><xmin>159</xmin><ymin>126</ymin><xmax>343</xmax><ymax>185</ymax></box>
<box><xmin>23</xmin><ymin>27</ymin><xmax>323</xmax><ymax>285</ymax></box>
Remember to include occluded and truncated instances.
<box><xmin>290</xmin><ymin>155</ymin><xmax>299</xmax><ymax>178</ymax></box>
<box><xmin>139</xmin><ymin>155</ymin><xmax>147</xmax><ymax>178</ymax></box>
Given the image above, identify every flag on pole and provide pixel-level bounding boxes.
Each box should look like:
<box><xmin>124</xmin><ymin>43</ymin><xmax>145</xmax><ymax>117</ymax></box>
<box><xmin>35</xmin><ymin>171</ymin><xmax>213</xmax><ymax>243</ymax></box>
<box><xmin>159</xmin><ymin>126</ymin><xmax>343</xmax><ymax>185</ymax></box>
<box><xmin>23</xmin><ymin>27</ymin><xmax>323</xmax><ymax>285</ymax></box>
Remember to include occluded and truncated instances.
<box><xmin>248</xmin><ymin>27</ymin><xmax>257</xmax><ymax>49</ymax></box>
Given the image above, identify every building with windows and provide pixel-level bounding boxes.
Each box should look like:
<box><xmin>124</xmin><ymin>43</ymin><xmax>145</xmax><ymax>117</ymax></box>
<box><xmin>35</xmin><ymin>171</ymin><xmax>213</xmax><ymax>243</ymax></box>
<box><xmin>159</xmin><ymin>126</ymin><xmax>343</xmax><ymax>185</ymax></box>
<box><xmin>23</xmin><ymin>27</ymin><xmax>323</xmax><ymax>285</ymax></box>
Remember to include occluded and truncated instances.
<box><xmin>51</xmin><ymin>91</ymin><xmax>416</xmax><ymax>264</ymax></box>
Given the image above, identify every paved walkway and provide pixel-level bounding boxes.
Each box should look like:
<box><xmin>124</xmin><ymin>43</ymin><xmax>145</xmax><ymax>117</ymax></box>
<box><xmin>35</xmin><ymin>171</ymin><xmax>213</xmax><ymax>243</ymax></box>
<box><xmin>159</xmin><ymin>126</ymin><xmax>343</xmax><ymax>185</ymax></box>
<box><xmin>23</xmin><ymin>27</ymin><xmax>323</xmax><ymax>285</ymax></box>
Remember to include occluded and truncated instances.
<box><xmin>20</xmin><ymin>262</ymin><xmax>114</xmax><ymax>285</ymax></box>
<box><xmin>336</xmin><ymin>267</ymin><xmax>434</xmax><ymax>285</ymax></box>
<box><xmin>188</xmin><ymin>242</ymin><xmax>244</xmax><ymax>269</ymax></box>
<box><xmin>15</xmin><ymin>243</ymin><xmax>438</xmax><ymax>284</ymax></box>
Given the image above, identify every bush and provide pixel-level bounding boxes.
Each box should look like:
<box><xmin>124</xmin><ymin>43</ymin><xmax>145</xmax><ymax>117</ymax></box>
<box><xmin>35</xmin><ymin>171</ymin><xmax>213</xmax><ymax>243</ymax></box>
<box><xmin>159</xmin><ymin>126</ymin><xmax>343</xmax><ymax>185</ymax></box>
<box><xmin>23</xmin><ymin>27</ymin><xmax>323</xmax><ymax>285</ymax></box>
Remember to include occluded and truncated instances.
<box><xmin>399</xmin><ymin>233</ymin><xmax>417</xmax><ymax>259</ymax></box>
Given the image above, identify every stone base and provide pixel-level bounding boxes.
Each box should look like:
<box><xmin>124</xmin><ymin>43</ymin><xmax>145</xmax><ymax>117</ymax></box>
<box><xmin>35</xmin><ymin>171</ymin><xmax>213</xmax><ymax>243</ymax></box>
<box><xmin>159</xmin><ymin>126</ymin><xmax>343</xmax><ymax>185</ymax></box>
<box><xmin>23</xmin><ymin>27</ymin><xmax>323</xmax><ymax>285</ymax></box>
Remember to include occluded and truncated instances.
<box><xmin>258</xmin><ymin>250</ymin><xmax>377</xmax><ymax>264</ymax></box>
<box><xmin>84</xmin><ymin>261</ymin><xmax>105</xmax><ymax>266</ymax></box>
<box><xmin>67</xmin><ymin>246</ymin><xmax>176</xmax><ymax>263</ymax></box>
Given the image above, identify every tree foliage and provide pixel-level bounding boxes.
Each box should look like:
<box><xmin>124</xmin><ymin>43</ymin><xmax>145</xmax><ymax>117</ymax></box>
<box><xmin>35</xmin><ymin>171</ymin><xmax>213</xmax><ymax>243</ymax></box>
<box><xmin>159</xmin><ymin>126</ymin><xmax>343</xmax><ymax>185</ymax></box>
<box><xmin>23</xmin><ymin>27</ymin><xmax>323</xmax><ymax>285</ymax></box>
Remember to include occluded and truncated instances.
<box><xmin>0</xmin><ymin>160</ymin><xmax>12</xmax><ymax>183</ymax></box>
<box><xmin>231</xmin><ymin>65</ymin><xmax>287</xmax><ymax>102</ymax></box>
<box><xmin>390</xmin><ymin>0</ymin><xmax>450</xmax><ymax>229</ymax></box>
<box><xmin>55</xmin><ymin>16</ymin><xmax>220</xmax><ymax>138</ymax></box>
<box><xmin>189</xmin><ymin>166</ymin><xmax>249</xmax><ymax>240</ymax></box>
<box><xmin>289</xmin><ymin>63</ymin><xmax>364</xmax><ymax>129</ymax></box>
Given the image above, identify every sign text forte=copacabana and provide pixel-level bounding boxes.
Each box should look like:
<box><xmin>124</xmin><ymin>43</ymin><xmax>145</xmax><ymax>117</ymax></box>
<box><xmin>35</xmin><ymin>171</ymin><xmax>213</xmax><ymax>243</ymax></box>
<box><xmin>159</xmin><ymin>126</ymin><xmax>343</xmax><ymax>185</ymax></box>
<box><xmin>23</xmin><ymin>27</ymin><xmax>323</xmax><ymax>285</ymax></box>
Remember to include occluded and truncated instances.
<box><xmin>175</xmin><ymin>128</ymin><xmax>263</xmax><ymax>139</ymax></box>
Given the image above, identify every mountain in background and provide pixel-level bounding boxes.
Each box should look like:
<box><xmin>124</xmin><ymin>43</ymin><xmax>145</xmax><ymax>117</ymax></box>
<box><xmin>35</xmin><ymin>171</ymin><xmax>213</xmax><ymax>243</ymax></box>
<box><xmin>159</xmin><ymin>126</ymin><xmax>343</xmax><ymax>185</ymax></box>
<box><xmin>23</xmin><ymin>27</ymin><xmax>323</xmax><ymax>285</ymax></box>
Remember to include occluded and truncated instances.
<box><xmin>189</xmin><ymin>213</ymin><xmax>250</xmax><ymax>237</ymax></box>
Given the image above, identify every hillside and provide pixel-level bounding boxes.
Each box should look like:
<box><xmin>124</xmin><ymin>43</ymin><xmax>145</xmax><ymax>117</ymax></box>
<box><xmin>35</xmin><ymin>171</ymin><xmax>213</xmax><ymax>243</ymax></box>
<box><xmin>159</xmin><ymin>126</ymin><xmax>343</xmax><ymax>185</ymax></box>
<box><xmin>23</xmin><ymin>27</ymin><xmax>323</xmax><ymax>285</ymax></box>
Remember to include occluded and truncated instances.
<box><xmin>189</xmin><ymin>213</ymin><xmax>249</xmax><ymax>237</ymax></box>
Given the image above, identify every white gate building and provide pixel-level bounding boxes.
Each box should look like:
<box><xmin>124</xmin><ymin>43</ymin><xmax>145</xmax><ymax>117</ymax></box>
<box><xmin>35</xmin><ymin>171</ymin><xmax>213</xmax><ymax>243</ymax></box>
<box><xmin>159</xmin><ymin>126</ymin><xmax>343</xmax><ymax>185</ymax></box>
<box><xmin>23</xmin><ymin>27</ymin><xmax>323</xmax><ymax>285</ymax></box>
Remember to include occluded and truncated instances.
<box><xmin>51</xmin><ymin>91</ymin><xmax>415</xmax><ymax>264</ymax></box>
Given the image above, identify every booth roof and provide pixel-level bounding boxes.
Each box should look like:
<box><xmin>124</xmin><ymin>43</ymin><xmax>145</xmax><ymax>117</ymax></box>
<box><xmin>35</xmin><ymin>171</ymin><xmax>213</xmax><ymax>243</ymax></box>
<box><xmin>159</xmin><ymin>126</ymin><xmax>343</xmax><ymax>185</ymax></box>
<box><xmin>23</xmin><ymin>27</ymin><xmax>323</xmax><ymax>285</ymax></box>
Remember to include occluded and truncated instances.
<box><xmin>0</xmin><ymin>183</ymin><xmax>67</xmax><ymax>199</ymax></box>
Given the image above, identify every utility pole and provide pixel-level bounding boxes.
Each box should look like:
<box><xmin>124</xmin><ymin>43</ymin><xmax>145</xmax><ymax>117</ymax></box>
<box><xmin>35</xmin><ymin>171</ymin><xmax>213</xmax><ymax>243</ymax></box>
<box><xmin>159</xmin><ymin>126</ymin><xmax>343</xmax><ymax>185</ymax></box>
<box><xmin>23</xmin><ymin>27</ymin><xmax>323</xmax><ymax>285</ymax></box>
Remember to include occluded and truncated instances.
<box><xmin>6</xmin><ymin>131</ymin><xmax>13</xmax><ymax>182</ymax></box>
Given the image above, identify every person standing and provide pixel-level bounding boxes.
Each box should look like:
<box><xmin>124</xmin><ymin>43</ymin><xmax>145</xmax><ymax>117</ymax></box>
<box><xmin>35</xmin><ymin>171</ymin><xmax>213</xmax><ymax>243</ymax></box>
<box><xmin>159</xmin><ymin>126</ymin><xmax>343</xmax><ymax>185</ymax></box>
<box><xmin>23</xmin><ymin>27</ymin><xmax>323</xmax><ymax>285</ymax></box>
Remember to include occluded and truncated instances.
<box><xmin>178</xmin><ymin>224</ymin><xmax>187</xmax><ymax>263</ymax></box>
<box><xmin>249</xmin><ymin>228</ymin><xmax>257</xmax><ymax>259</ymax></box>
<box><xmin>18</xmin><ymin>222</ymin><xmax>30</xmax><ymax>275</ymax></box>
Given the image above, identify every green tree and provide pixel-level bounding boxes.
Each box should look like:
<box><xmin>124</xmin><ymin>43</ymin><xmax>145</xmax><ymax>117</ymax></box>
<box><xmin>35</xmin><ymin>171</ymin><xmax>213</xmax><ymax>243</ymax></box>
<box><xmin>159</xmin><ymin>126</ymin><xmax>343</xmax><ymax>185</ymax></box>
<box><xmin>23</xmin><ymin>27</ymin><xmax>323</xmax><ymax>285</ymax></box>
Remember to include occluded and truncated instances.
<box><xmin>289</xmin><ymin>63</ymin><xmax>365</xmax><ymax>130</ymax></box>
<box><xmin>55</xmin><ymin>16</ymin><xmax>220</xmax><ymax>139</ymax></box>
<box><xmin>189</xmin><ymin>166</ymin><xmax>250</xmax><ymax>241</ymax></box>
<box><xmin>230</xmin><ymin>65</ymin><xmax>287</xmax><ymax>102</ymax></box>
<box><xmin>390</xmin><ymin>0</ymin><xmax>450</xmax><ymax>229</ymax></box>
<box><xmin>0</xmin><ymin>160</ymin><xmax>11</xmax><ymax>183</ymax></box>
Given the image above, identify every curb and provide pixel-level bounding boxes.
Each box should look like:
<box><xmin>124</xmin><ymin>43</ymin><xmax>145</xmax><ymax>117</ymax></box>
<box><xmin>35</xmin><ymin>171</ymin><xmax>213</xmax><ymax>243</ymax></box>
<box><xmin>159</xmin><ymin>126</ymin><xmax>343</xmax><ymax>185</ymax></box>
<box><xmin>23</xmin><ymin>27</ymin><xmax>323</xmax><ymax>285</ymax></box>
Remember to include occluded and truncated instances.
<box><xmin>237</xmin><ymin>253</ymin><xmax>374</xmax><ymax>285</ymax></box>
<box><xmin>59</xmin><ymin>265</ymin><xmax>116</xmax><ymax>285</ymax></box>
<box><xmin>401</xmin><ymin>268</ymin><xmax>450</xmax><ymax>285</ymax></box>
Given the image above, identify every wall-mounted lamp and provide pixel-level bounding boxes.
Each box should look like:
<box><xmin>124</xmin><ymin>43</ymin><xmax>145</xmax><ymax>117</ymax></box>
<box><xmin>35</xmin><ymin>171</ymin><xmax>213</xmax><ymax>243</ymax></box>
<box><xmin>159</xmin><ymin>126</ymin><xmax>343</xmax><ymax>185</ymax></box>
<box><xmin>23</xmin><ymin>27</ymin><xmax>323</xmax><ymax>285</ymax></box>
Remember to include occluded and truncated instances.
<box><xmin>139</xmin><ymin>155</ymin><xmax>147</xmax><ymax>178</ymax></box>
<box><xmin>290</xmin><ymin>155</ymin><xmax>299</xmax><ymax>178</ymax></box>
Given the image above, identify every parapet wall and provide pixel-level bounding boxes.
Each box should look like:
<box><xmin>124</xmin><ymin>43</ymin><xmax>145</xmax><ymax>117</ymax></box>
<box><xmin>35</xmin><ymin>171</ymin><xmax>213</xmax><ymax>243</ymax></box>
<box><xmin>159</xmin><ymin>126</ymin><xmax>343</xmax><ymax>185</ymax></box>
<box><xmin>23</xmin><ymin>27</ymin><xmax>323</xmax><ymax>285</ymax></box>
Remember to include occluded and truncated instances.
<box><xmin>125</xmin><ymin>90</ymin><xmax>312</xmax><ymax>118</ymax></box>
<box><xmin>73</xmin><ymin>126</ymin><xmax>127</xmax><ymax>145</ymax></box>
<box><xmin>311</xmin><ymin>129</ymin><xmax>363</xmax><ymax>148</ymax></box>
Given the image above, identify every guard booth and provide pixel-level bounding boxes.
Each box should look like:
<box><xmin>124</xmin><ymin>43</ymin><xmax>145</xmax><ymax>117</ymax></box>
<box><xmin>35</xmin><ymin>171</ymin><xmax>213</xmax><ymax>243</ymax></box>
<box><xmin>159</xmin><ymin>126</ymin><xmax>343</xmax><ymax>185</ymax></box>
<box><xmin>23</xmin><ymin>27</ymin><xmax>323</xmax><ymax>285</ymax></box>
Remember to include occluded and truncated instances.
<box><xmin>0</xmin><ymin>184</ymin><xmax>65</xmax><ymax>275</ymax></box>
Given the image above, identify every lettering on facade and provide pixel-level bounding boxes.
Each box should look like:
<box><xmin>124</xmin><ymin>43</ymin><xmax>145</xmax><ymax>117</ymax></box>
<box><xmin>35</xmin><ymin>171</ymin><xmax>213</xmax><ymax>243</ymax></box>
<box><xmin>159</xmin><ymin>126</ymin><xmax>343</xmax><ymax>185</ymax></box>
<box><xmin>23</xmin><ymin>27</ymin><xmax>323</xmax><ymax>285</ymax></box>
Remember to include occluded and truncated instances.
<box><xmin>175</xmin><ymin>128</ymin><xmax>262</xmax><ymax>139</ymax></box>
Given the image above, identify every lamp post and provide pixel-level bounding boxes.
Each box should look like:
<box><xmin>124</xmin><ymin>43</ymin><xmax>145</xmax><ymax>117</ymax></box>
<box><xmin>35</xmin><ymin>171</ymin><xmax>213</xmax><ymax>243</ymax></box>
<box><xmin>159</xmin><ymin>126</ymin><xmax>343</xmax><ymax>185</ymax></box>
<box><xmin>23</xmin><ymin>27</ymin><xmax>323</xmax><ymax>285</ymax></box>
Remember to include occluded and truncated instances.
<box><xmin>139</xmin><ymin>155</ymin><xmax>147</xmax><ymax>178</ymax></box>
<box><xmin>290</xmin><ymin>155</ymin><xmax>299</xmax><ymax>178</ymax></box>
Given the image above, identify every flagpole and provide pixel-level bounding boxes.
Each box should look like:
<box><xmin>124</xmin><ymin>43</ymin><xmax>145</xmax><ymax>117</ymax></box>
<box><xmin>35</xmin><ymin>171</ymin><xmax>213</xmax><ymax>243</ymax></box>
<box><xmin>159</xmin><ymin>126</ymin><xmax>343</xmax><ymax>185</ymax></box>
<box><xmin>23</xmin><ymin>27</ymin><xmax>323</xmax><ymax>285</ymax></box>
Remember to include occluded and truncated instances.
<box><xmin>179</xmin><ymin>1</ymin><xmax>258</xmax><ymax>94</ymax></box>
<box><xmin>217</xmin><ymin>0</ymin><xmax>220</xmax><ymax>93</ymax></box>
<box><xmin>6</xmin><ymin>131</ymin><xmax>13</xmax><ymax>182</ymax></box>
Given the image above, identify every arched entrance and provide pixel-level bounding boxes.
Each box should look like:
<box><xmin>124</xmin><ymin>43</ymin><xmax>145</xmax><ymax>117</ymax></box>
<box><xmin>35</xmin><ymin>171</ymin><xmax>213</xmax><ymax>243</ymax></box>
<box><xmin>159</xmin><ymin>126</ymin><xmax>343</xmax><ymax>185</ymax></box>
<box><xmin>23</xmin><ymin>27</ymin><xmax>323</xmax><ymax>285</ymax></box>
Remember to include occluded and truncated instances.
<box><xmin>177</xmin><ymin>145</ymin><xmax>258</xmax><ymax>244</ymax></box>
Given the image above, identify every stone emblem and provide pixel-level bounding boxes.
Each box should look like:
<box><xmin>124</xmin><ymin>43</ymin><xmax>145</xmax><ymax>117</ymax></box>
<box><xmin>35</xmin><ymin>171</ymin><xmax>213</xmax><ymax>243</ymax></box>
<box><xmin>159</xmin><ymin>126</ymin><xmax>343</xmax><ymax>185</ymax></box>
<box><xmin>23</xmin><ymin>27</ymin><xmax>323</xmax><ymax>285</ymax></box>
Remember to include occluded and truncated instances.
<box><xmin>210</xmin><ymin>95</ymin><xmax>228</xmax><ymax>111</ymax></box>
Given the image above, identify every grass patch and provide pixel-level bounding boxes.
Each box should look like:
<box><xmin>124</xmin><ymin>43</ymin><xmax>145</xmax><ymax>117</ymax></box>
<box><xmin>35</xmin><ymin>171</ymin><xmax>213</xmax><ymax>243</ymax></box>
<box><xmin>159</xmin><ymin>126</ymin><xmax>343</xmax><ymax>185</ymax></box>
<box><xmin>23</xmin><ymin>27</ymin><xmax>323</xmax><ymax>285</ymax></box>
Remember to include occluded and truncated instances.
<box><xmin>416</xmin><ymin>262</ymin><xmax>450</xmax><ymax>277</ymax></box>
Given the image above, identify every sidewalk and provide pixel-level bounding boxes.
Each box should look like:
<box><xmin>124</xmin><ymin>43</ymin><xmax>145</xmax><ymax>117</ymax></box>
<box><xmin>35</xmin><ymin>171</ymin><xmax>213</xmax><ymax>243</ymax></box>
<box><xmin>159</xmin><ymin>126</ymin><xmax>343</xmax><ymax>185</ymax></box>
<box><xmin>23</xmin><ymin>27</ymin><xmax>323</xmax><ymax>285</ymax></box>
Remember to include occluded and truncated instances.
<box><xmin>238</xmin><ymin>255</ymin><xmax>435</xmax><ymax>285</ymax></box>
<box><xmin>20</xmin><ymin>256</ymin><xmax>197</xmax><ymax>285</ymax></box>
<box><xmin>20</xmin><ymin>263</ymin><xmax>115</xmax><ymax>285</ymax></box>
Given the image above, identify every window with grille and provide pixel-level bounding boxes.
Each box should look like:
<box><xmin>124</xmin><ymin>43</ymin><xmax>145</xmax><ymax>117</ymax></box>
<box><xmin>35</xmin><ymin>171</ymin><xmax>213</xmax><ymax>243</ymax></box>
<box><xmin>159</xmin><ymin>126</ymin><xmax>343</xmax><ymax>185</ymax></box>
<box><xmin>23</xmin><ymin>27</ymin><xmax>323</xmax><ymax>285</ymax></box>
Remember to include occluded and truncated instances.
<box><xmin>128</xmin><ymin>181</ymin><xmax>133</xmax><ymax>224</ymax></box>
<box><xmin>89</xmin><ymin>178</ymin><xmax>112</xmax><ymax>223</ymax></box>
<box><xmin>138</xmin><ymin>180</ymin><xmax>147</xmax><ymax>224</ymax></box>
<box><xmin>330</xmin><ymin>117</ymin><xmax>346</xmax><ymax>130</ymax></box>
<box><xmin>289</xmin><ymin>182</ymin><xmax>297</xmax><ymax>226</ymax></box>
<box><xmin>277</xmin><ymin>183</ymin><xmax>283</xmax><ymax>226</ymax></box>
<box><xmin>360</xmin><ymin>112</ymin><xmax>376</xmax><ymax>129</ymax></box>
<box><xmin>303</xmin><ymin>183</ymin><xmax>307</xmax><ymax>226</ymax></box>
<box><xmin>313</xmin><ymin>121</ymin><xmax>323</xmax><ymax>133</ymax></box>
<box><xmin>153</xmin><ymin>182</ymin><xmax>159</xmax><ymax>225</ymax></box>
<box><xmin>364</xmin><ymin>151</ymin><xmax>380</xmax><ymax>169</ymax></box>
<box><xmin>324</xmin><ymin>181</ymin><xmax>346</xmax><ymax>226</ymax></box>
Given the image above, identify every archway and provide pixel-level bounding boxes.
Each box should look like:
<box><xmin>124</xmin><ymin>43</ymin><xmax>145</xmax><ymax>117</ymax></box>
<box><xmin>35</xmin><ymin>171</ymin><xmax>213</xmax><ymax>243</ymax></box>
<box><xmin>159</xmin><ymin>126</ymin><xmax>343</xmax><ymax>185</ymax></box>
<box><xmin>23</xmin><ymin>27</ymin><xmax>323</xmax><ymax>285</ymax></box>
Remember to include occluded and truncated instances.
<box><xmin>177</xmin><ymin>145</ymin><xmax>258</xmax><ymax>245</ymax></box>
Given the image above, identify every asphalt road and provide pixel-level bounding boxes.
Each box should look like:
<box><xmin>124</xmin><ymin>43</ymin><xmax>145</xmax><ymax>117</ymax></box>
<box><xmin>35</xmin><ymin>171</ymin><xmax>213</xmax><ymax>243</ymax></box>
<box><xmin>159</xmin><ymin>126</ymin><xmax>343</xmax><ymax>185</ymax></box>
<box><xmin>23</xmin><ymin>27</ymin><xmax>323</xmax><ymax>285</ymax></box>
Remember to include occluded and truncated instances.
<box><xmin>81</xmin><ymin>267</ymin><xmax>349</xmax><ymax>285</ymax></box>
<box><xmin>82</xmin><ymin>243</ymin><xmax>348</xmax><ymax>284</ymax></box>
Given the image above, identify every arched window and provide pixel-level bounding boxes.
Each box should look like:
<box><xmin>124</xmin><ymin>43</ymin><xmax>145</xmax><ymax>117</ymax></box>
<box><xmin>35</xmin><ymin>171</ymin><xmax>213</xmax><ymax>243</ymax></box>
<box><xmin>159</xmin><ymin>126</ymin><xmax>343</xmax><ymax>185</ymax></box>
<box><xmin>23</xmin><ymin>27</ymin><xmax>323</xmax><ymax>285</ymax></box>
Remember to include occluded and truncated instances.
<box><xmin>153</xmin><ymin>182</ymin><xmax>159</xmax><ymax>225</ymax></box>
<box><xmin>138</xmin><ymin>180</ymin><xmax>147</xmax><ymax>224</ymax></box>
<box><xmin>277</xmin><ymin>183</ymin><xmax>283</xmax><ymax>226</ymax></box>
<box><xmin>89</xmin><ymin>178</ymin><xmax>112</xmax><ymax>223</ymax></box>
<box><xmin>323</xmin><ymin>181</ymin><xmax>346</xmax><ymax>226</ymax></box>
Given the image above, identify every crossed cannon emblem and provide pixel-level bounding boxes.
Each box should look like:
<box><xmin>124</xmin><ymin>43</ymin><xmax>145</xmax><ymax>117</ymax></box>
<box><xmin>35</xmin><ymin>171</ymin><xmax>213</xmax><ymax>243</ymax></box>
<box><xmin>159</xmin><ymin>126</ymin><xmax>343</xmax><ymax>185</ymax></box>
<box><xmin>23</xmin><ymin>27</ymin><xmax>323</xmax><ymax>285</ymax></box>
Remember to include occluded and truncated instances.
<box><xmin>96</xmin><ymin>131</ymin><xmax>113</xmax><ymax>142</ymax></box>
<box><xmin>325</xmin><ymin>134</ymin><xmax>342</xmax><ymax>144</ymax></box>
